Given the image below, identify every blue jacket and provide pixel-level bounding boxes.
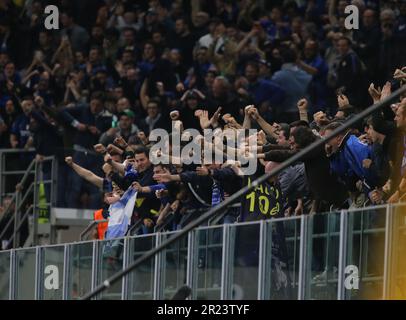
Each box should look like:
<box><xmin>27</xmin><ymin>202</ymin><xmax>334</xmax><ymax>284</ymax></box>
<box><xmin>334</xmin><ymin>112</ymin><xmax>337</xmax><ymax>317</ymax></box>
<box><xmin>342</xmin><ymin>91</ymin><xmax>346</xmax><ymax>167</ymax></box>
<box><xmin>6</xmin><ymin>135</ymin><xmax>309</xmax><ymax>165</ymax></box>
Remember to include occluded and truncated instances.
<box><xmin>247</xmin><ymin>79</ymin><xmax>286</xmax><ymax>107</ymax></box>
<box><xmin>329</xmin><ymin>134</ymin><xmax>377</xmax><ymax>192</ymax></box>
<box><xmin>271</xmin><ymin>63</ymin><xmax>312</xmax><ymax>113</ymax></box>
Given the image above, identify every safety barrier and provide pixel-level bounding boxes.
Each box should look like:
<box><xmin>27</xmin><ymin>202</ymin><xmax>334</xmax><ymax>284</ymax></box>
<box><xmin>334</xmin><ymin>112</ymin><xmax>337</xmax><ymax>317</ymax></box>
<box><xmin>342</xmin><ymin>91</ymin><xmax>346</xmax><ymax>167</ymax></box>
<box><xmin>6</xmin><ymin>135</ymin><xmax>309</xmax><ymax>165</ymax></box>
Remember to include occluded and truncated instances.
<box><xmin>0</xmin><ymin>203</ymin><xmax>405</xmax><ymax>300</ymax></box>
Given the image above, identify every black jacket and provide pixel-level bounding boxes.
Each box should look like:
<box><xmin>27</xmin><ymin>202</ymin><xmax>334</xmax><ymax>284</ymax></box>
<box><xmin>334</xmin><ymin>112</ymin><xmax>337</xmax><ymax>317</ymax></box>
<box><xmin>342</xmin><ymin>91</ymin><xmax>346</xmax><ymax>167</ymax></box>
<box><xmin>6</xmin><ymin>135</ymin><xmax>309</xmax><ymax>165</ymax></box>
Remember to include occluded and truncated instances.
<box><xmin>264</xmin><ymin>144</ymin><xmax>348</xmax><ymax>206</ymax></box>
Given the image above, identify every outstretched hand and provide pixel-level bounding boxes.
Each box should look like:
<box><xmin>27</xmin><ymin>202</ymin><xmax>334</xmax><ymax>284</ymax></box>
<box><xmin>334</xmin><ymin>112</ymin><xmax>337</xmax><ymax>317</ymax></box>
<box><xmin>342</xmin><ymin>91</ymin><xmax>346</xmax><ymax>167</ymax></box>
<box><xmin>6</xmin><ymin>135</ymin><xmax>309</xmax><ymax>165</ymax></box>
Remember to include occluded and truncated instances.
<box><xmin>368</xmin><ymin>83</ymin><xmax>381</xmax><ymax>103</ymax></box>
<box><xmin>209</xmin><ymin>107</ymin><xmax>222</xmax><ymax>128</ymax></box>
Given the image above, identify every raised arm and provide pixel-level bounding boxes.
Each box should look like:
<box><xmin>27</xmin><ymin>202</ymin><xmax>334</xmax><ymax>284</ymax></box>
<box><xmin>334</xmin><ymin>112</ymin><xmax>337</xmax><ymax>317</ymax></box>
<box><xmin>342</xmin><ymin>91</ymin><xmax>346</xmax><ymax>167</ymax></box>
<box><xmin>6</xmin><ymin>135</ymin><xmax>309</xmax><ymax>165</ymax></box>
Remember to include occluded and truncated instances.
<box><xmin>297</xmin><ymin>98</ymin><xmax>309</xmax><ymax>123</ymax></box>
<box><xmin>242</xmin><ymin>105</ymin><xmax>254</xmax><ymax>129</ymax></box>
<box><xmin>248</xmin><ymin>107</ymin><xmax>278</xmax><ymax>140</ymax></box>
<box><xmin>65</xmin><ymin>157</ymin><xmax>103</xmax><ymax>188</ymax></box>
<box><xmin>104</xmin><ymin>154</ymin><xmax>126</xmax><ymax>175</ymax></box>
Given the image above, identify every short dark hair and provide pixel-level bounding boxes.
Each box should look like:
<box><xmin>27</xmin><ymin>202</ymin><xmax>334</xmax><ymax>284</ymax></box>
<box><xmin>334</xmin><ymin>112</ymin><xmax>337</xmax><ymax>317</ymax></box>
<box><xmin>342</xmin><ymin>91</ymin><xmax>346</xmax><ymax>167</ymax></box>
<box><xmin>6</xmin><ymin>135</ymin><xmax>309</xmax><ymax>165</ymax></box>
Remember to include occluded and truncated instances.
<box><xmin>22</xmin><ymin>95</ymin><xmax>34</xmax><ymax>102</ymax></box>
<box><xmin>122</xmin><ymin>27</ymin><xmax>136</xmax><ymax>35</ymax></box>
<box><xmin>290</xmin><ymin>120</ymin><xmax>309</xmax><ymax>128</ymax></box>
<box><xmin>89</xmin><ymin>46</ymin><xmax>102</xmax><ymax>54</ymax></box>
<box><xmin>279</xmin><ymin>123</ymin><xmax>290</xmax><ymax>140</ymax></box>
<box><xmin>176</xmin><ymin>16</ymin><xmax>189</xmax><ymax>26</ymax></box>
<box><xmin>105</xmin><ymin>27</ymin><xmax>120</xmax><ymax>40</ymax></box>
<box><xmin>90</xmin><ymin>91</ymin><xmax>105</xmax><ymax>102</ymax></box>
<box><xmin>322</xmin><ymin>121</ymin><xmax>343</xmax><ymax>132</ymax></box>
<box><xmin>338</xmin><ymin>36</ymin><xmax>352</xmax><ymax>47</ymax></box>
<box><xmin>292</xmin><ymin>126</ymin><xmax>317</xmax><ymax>148</ymax></box>
<box><xmin>62</xmin><ymin>10</ymin><xmax>74</xmax><ymax>20</ymax></box>
<box><xmin>147</xmin><ymin>98</ymin><xmax>160</xmax><ymax>107</ymax></box>
<box><xmin>245</xmin><ymin>61</ymin><xmax>260</xmax><ymax>73</ymax></box>
<box><xmin>134</xmin><ymin>146</ymin><xmax>150</xmax><ymax>158</ymax></box>
<box><xmin>154</xmin><ymin>163</ymin><xmax>171</xmax><ymax>170</ymax></box>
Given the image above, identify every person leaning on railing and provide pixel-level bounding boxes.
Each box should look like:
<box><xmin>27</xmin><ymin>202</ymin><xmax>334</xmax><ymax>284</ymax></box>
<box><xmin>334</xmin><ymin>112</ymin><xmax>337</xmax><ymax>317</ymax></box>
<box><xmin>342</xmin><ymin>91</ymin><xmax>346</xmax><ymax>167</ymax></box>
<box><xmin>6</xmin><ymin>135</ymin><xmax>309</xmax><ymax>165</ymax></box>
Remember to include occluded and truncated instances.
<box><xmin>368</xmin><ymin>78</ymin><xmax>406</xmax><ymax>204</ymax></box>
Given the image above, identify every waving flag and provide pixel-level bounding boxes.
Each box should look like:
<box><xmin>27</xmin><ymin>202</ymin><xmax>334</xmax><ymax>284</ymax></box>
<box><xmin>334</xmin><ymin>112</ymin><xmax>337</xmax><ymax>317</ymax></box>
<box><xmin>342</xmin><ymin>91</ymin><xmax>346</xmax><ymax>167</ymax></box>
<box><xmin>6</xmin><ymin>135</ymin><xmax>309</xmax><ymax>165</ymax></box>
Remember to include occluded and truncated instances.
<box><xmin>105</xmin><ymin>188</ymin><xmax>137</xmax><ymax>240</ymax></box>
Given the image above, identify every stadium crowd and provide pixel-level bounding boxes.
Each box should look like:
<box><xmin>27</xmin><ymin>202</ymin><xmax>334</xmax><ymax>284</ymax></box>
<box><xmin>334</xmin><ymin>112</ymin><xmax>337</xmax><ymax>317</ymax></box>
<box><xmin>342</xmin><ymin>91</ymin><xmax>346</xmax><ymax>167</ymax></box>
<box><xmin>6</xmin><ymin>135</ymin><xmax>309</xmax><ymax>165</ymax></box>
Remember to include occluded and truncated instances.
<box><xmin>1</xmin><ymin>0</ymin><xmax>406</xmax><ymax>239</ymax></box>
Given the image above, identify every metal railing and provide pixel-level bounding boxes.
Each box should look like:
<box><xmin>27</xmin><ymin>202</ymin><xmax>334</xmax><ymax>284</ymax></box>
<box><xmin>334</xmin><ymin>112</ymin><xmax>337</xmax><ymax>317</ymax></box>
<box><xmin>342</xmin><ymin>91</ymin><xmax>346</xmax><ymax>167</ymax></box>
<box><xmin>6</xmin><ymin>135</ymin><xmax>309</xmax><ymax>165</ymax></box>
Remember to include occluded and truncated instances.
<box><xmin>0</xmin><ymin>155</ymin><xmax>57</xmax><ymax>249</ymax></box>
<box><xmin>0</xmin><ymin>203</ymin><xmax>405</xmax><ymax>300</ymax></box>
<box><xmin>0</xmin><ymin>149</ymin><xmax>36</xmax><ymax>204</ymax></box>
<box><xmin>80</xmin><ymin>220</ymin><xmax>108</xmax><ymax>241</ymax></box>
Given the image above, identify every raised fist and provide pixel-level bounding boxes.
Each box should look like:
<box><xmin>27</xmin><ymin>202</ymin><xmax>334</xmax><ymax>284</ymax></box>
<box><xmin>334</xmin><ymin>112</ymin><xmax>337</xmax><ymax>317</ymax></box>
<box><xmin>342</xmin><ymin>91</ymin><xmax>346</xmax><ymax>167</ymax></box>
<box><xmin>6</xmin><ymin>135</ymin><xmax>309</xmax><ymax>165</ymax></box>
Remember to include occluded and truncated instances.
<box><xmin>170</xmin><ymin>110</ymin><xmax>180</xmax><ymax>120</ymax></box>
<box><xmin>65</xmin><ymin>156</ymin><xmax>73</xmax><ymax>166</ymax></box>
<box><xmin>297</xmin><ymin>98</ymin><xmax>308</xmax><ymax>111</ymax></box>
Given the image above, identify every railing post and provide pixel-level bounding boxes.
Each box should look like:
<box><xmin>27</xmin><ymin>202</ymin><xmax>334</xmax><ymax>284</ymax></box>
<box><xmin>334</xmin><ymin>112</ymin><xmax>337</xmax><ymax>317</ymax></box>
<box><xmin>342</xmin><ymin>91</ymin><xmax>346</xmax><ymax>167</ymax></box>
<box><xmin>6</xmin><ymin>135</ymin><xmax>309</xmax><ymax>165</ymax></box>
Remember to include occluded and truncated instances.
<box><xmin>298</xmin><ymin>214</ymin><xmax>309</xmax><ymax>300</ymax></box>
<box><xmin>50</xmin><ymin>157</ymin><xmax>58</xmax><ymax>244</ymax></box>
<box><xmin>186</xmin><ymin>229</ymin><xmax>197</xmax><ymax>300</ymax></box>
<box><xmin>383</xmin><ymin>204</ymin><xmax>394</xmax><ymax>299</ymax></box>
<box><xmin>62</xmin><ymin>244</ymin><xmax>70</xmax><ymax>300</ymax></box>
<box><xmin>35</xmin><ymin>246</ymin><xmax>43</xmax><ymax>300</ymax></box>
<box><xmin>33</xmin><ymin>160</ymin><xmax>39</xmax><ymax>246</ymax></box>
<box><xmin>337</xmin><ymin>210</ymin><xmax>349</xmax><ymax>300</ymax></box>
<box><xmin>121</xmin><ymin>237</ymin><xmax>130</xmax><ymax>300</ymax></box>
<box><xmin>0</xmin><ymin>151</ymin><xmax>4</xmax><ymax>204</ymax></box>
<box><xmin>257</xmin><ymin>220</ymin><xmax>268</xmax><ymax>300</ymax></box>
<box><xmin>220</xmin><ymin>224</ymin><xmax>232</xmax><ymax>300</ymax></box>
<box><xmin>153</xmin><ymin>233</ymin><xmax>163</xmax><ymax>300</ymax></box>
<box><xmin>13</xmin><ymin>191</ymin><xmax>20</xmax><ymax>249</ymax></box>
<box><xmin>9</xmin><ymin>249</ymin><xmax>16</xmax><ymax>300</ymax></box>
<box><xmin>50</xmin><ymin>157</ymin><xmax>58</xmax><ymax>207</ymax></box>
<box><xmin>91</xmin><ymin>240</ymin><xmax>99</xmax><ymax>300</ymax></box>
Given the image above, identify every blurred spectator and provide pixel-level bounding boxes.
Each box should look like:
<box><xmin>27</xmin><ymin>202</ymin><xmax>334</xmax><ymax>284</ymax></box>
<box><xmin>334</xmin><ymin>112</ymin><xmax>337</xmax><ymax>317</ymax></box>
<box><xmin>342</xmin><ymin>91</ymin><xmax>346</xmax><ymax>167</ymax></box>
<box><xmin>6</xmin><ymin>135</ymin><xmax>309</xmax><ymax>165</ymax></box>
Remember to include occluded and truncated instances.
<box><xmin>99</xmin><ymin>109</ymin><xmax>140</xmax><ymax>146</ymax></box>
<box><xmin>377</xmin><ymin>8</ymin><xmax>406</xmax><ymax>84</ymax></box>
<box><xmin>170</xmin><ymin>17</ymin><xmax>197</xmax><ymax>68</ymax></box>
<box><xmin>10</xmin><ymin>98</ymin><xmax>33</xmax><ymax>149</ymax></box>
<box><xmin>352</xmin><ymin>8</ymin><xmax>381</xmax><ymax>83</ymax></box>
<box><xmin>298</xmin><ymin>39</ymin><xmax>329</xmax><ymax>113</ymax></box>
<box><xmin>331</xmin><ymin>37</ymin><xmax>367</xmax><ymax>109</ymax></box>
<box><xmin>243</xmin><ymin>60</ymin><xmax>286</xmax><ymax>118</ymax></box>
<box><xmin>60</xmin><ymin>10</ymin><xmax>90</xmax><ymax>53</ymax></box>
<box><xmin>271</xmin><ymin>47</ymin><xmax>312</xmax><ymax>123</ymax></box>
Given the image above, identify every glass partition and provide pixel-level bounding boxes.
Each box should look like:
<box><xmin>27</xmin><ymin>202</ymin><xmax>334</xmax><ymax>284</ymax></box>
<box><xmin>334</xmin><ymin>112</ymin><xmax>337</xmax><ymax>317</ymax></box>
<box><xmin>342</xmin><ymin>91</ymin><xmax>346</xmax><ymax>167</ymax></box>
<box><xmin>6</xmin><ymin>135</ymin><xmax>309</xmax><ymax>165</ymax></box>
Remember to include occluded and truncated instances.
<box><xmin>0</xmin><ymin>251</ymin><xmax>10</xmax><ymax>300</ymax></box>
<box><xmin>68</xmin><ymin>241</ymin><xmax>93</xmax><ymax>299</ymax></box>
<box><xmin>3</xmin><ymin>203</ymin><xmax>406</xmax><ymax>300</ymax></box>
<box><xmin>305</xmin><ymin>211</ymin><xmax>341</xmax><ymax>299</ymax></box>
<box><xmin>227</xmin><ymin>222</ymin><xmax>261</xmax><ymax>300</ymax></box>
<box><xmin>344</xmin><ymin>206</ymin><xmax>387</xmax><ymax>300</ymax></box>
<box><xmin>267</xmin><ymin>216</ymin><xmax>301</xmax><ymax>300</ymax></box>
<box><xmin>128</xmin><ymin>234</ymin><xmax>156</xmax><ymax>300</ymax></box>
<box><xmin>388</xmin><ymin>203</ymin><xmax>406</xmax><ymax>299</ymax></box>
<box><xmin>15</xmin><ymin>248</ymin><xmax>37</xmax><ymax>300</ymax></box>
<box><xmin>97</xmin><ymin>238</ymin><xmax>125</xmax><ymax>300</ymax></box>
<box><xmin>40</xmin><ymin>245</ymin><xmax>65</xmax><ymax>300</ymax></box>
<box><xmin>194</xmin><ymin>226</ymin><xmax>223</xmax><ymax>300</ymax></box>
<box><xmin>160</xmin><ymin>231</ymin><xmax>189</xmax><ymax>299</ymax></box>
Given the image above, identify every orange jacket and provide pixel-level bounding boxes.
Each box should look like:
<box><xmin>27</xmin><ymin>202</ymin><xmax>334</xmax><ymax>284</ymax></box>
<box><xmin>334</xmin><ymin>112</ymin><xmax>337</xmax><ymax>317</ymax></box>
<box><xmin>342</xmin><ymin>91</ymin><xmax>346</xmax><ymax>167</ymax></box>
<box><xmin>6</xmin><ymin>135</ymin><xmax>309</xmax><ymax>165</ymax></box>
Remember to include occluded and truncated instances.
<box><xmin>93</xmin><ymin>209</ymin><xmax>108</xmax><ymax>240</ymax></box>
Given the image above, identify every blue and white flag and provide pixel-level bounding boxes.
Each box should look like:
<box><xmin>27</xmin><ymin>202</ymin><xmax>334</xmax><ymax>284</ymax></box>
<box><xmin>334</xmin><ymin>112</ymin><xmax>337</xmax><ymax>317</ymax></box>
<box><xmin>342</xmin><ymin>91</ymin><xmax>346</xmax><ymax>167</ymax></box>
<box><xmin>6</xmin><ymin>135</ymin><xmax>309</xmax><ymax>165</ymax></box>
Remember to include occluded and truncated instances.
<box><xmin>105</xmin><ymin>188</ymin><xmax>137</xmax><ymax>239</ymax></box>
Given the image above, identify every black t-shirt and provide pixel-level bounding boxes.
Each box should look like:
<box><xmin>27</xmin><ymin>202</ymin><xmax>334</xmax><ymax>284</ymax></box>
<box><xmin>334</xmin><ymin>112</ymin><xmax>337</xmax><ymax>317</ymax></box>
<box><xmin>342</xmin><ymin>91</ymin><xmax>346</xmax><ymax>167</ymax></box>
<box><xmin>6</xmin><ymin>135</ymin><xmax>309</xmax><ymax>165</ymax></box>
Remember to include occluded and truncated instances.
<box><xmin>240</xmin><ymin>175</ymin><xmax>283</xmax><ymax>222</ymax></box>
